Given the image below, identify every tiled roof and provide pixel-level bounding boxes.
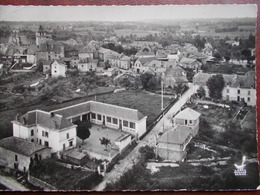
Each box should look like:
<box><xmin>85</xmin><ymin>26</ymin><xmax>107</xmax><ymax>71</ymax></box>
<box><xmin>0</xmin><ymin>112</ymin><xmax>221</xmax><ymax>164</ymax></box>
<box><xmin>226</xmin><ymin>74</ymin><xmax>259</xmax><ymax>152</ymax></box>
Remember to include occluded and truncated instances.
<box><xmin>52</xmin><ymin>101</ymin><xmax>146</xmax><ymax>122</ymax></box>
<box><xmin>175</xmin><ymin>108</ymin><xmax>201</xmax><ymax>120</ymax></box>
<box><xmin>137</xmin><ymin>57</ymin><xmax>157</xmax><ymax>65</ymax></box>
<box><xmin>16</xmin><ymin>110</ymin><xmax>75</xmax><ymax>130</ymax></box>
<box><xmin>158</xmin><ymin>128</ymin><xmax>191</xmax><ymax>144</ymax></box>
<box><xmin>27</xmin><ymin>45</ymin><xmax>37</xmax><ymax>55</ymax></box>
<box><xmin>180</xmin><ymin>57</ymin><xmax>197</xmax><ymax>64</ymax></box>
<box><xmin>120</xmin><ymin>56</ymin><xmax>131</xmax><ymax>61</ymax></box>
<box><xmin>136</xmin><ymin>50</ymin><xmax>155</xmax><ymax>57</ymax></box>
<box><xmin>79</xmin><ymin>45</ymin><xmax>96</xmax><ymax>53</ymax></box>
<box><xmin>165</xmin><ymin>66</ymin><xmax>186</xmax><ymax>77</ymax></box>
<box><xmin>194</xmin><ymin>72</ymin><xmax>255</xmax><ymax>89</ymax></box>
<box><xmin>0</xmin><ymin>137</ymin><xmax>48</xmax><ymax>157</ymax></box>
<box><xmin>193</xmin><ymin>72</ymin><xmax>212</xmax><ymax>85</ymax></box>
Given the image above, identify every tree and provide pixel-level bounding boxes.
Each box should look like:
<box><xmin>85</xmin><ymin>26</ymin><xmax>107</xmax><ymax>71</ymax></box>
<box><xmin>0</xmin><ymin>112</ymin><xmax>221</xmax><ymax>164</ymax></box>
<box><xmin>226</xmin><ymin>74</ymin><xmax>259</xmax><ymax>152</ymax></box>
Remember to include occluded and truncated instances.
<box><xmin>206</xmin><ymin>74</ymin><xmax>225</xmax><ymax>99</ymax></box>
<box><xmin>100</xmin><ymin>137</ymin><xmax>111</xmax><ymax>151</ymax></box>
<box><xmin>74</xmin><ymin>120</ymin><xmax>91</xmax><ymax>144</ymax></box>
<box><xmin>196</xmin><ymin>86</ymin><xmax>206</xmax><ymax>99</ymax></box>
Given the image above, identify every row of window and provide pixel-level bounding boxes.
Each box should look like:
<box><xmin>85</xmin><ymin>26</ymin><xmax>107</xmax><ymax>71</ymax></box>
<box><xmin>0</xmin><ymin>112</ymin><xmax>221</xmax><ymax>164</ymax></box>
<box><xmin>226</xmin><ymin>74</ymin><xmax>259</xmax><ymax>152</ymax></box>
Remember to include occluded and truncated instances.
<box><xmin>184</xmin><ymin>120</ymin><xmax>193</xmax><ymax>125</ymax></box>
<box><xmin>31</xmin><ymin>129</ymin><xmax>48</xmax><ymax>138</ymax></box>
<box><xmin>31</xmin><ymin>138</ymin><xmax>49</xmax><ymax>147</ymax></box>
<box><xmin>226</xmin><ymin>89</ymin><xmax>251</xmax><ymax>95</ymax></box>
<box><xmin>91</xmin><ymin>113</ymin><xmax>136</xmax><ymax>129</ymax></box>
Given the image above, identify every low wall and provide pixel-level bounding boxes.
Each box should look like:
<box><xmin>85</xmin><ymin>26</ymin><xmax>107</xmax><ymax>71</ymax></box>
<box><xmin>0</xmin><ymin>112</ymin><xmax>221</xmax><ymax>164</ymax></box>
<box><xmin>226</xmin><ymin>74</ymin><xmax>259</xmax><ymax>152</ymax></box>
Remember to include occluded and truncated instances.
<box><xmin>28</xmin><ymin>174</ymin><xmax>57</xmax><ymax>191</ymax></box>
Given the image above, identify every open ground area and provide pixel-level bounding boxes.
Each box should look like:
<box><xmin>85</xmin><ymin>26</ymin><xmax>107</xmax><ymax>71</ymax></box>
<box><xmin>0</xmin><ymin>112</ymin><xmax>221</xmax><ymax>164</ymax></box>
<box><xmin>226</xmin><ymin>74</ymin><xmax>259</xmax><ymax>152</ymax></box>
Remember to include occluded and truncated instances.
<box><xmin>77</xmin><ymin>125</ymin><xmax>127</xmax><ymax>161</ymax></box>
<box><xmin>0</xmin><ymin>90</ymin><xmax>172</xmax><ymax>139</ymax></box>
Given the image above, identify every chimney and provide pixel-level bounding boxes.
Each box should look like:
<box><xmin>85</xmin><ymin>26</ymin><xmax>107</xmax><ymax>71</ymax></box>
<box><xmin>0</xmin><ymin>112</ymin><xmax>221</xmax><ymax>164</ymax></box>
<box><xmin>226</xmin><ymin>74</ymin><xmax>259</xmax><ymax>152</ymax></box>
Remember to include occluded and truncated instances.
<box><xmin>54</xmin><ymin>120</ymin><xmax>58</xmax><ymax>129</ymax></box>
<box><xmin>23</xmin><ymin>117</ymin><xmax>27</xmax><ymax>125</ymax></box>
<box><xmin>15</xmin><ymin>114</ymin><xmax>19</xmax><ymax>122</ymax></box>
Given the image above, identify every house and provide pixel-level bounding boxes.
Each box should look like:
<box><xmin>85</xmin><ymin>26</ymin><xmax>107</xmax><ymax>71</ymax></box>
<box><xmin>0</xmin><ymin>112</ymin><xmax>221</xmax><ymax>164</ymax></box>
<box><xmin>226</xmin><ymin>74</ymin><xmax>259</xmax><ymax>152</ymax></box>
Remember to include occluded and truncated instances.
<box><xmin>132</xmin><ymin>57</ymin><xmax>156</xmax><ymax>74</ymax></box>
<box><xmin>173</xmin><ymin>108</ymin><xmax>201</xmax><ymax>136</ymax></box>
<box><xmin>156</xmin><ymin>49</ymin><xmax>169</xmax><ymax>61</ymax></box>
<box><xmin>157</xmin><ymin>107</ymin><xmax>200</xmax><ymax>162</ymax></box>
<box><xmin>119</xmin><ymin>56</ymin><xmax>131</xmax><ymax>70</ymax></box>
<box><xmin>144</xmin><ymin>60</ymin><xmax>176</xmax><ymax>74</ymax></box>
<box><xmin>78</xmin><ymin>45</ymin><xmax>96</xmax><ymax>60</ymax></box>
<box><xmin>64</xmin><ymin>46</ymin><xmax>79</xmax><ymax>58</ymax></box>
<box><xmin>98</xmin><ymin>47</ymin><xmax>120</xmax><ymax>63</ymax></box>
<box><xmin>51</xmin><ymin>60</ymin><xmax>67</xmax><ymax>77</ymax></box>
<box><xmin>42</xmin><ymin>60</ymin><xmax>52</xmax><ymax>73</ymax></box>
<box><xmin>202</xmin><ymin>42</ymin><xmax>213</xmax><ymax>57</ymax></box>
<box><xmin>12</xmin><ymin>110</ymin><xmax>77</xmax><ymax>153</ymax></box>
<box><xmin>193</xmin><ymin>71</ymin><xmax>256</xmax><ymax>106</ymax></box>
<box><xmin>164</xmin><ymin>66</ymin><xmax>188</xmax><ymax>88</ymax></box>
<box><xmin>183</xmin><ymin>43</ymin><xmax>198</xmax><ymax>54</ymax></box>
<box><xmin>135</xmin><ymin>45</ymin><xmax>156</xmax><ymax>58</ymax></box>
<box><xmin>130</xmin><ymin>41</ymin><xmax>160</xmax><ymax>50</ymax></box>
<box><xmin>52</xmin><ymin>101</ymin><xmax>147</xmax><ymax>139</ymax></box>
<box><xmin>0</xmin><ymin>137</ymin><xmax>51</xmax><ymax>172</ymax></box>
<box><xmin>77</xmin><ymin>58</ymin><xmax>98</xmax><ymax>72</ymax></box>
<box><xmin>179</xmin><ymin>57</ymin><xmax>202</xmax><ymax>70</ymax></box>
<box><xmin>157</xmin><ymin>127</ymin><xmax>192</xmax><ymax>162</ymax></box>
<box><xmin>36</xmin><ymin>41</ymin><xmax>64</xmax><ymax>62</ymax></box>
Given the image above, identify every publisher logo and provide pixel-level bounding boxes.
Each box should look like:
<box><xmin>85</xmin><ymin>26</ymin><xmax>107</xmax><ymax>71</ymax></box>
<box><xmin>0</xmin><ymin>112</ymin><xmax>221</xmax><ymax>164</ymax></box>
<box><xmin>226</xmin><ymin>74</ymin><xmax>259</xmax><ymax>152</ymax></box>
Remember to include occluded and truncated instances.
<box><xmin>234</xmin><ymin>156</ymin><xmax>247</xmax><ymax>176</ymax></box>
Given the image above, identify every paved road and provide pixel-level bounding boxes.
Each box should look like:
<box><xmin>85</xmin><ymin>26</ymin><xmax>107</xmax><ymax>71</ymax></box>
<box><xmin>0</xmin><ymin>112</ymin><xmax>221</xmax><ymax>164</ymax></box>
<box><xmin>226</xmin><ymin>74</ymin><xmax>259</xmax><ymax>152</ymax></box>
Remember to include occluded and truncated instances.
<box><xmin>93</xmin><ymin>83</ymin><xmax>196</xmax><ymax>191</ymax></box>
<box><xmin>0</xmin><ymin>175</ymin><xmax>29</xmax><ymax>191</ymax></box>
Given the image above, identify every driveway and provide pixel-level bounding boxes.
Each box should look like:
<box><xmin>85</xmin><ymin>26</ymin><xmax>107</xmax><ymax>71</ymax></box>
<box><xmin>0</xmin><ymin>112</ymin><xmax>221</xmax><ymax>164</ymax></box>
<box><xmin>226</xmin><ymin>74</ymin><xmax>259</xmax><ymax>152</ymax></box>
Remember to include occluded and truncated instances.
<box><xmin>0</xmin><ymin>175</ymin><xmax>29</xmax><ymax>191</ymax></box>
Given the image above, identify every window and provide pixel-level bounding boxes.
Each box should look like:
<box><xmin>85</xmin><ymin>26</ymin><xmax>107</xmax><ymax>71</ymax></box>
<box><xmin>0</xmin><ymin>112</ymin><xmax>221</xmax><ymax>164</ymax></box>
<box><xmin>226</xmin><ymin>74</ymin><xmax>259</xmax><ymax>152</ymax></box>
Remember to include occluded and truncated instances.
<box><xmin>69</xmin><ymin>141</ymin><xmax>73</xmax><ymax>147</ymax></box>
<box><xmin>15</xmin><ymin>155</ymin><xmax>18</xmax><ymax>162</ymax></box>
<box><xmin>248</xmin><ymin>97</ymin><xmax>250</xmax><ymax>102</ymax></box>
<box><xmin>54</xmin><ymin>70</ymin><xmax>57</xmax><ymax>73</ymax></box>
<box><xmin>238</xmin><ymin>89</ymin><xmax>240</xmax><ymax>94</ymax></box>
<box><xmin>189</xmin><ymin>120</ymin><xmax>193</xmax><ymax>125</ymax></box>
<box><xmin>107</xmin><ymin>116</ymin><xmax>111</xmax><ymax>123</ymax></box>
<box><xmin>67</xmin><ymin>133</ymin><xmax>69</xmax><ymax>139</ymax></box>
<box><xmin>31</xmin><ymin>139</ymin><xmax>34</xmax><ymax>142</ymax></box>
<box><xmin>130</xmin><ymin>122</ymin><xmax>135</xmax><ymax>129</ymax></box>
<box><xmin>42</xmin><ymin>131</ymin><xmax>44</xmax><ymax>137</ymax></box>
<box><xmin>123</xmin><ymin>120</ymin><xmax>128</xmax><ymax>127</ymax></box>
<box><xmin>97</xmin><ymin>114</ymin><xmax>102</xmax><ymax>121</ymax></box>
<box><xmin>113</xmin><ymin>118</ymin><xmax>118</xmax><ymax>125</ymax></box>
<box><xmin>31</xmin><ymin>130</ymin><xmax>34</xmax><ymax>136</ymax></box>
<box><xmin>45</xmin><ymin>132</ymin><xmax>49</xmax><ymax>138</ymax></box>
<box><xmin>39</xmin><ymin>139</ymin><xmax>42</xmax><ymax>145</ymax></box>
<box><xmin>226</xmin><ymin>89</ymin><xmax>229</xmax><ymax>93</ymax></box>
<box><xmin>37</xmin><ymin>138</ymin><xmax>38</xmax><ymax>142</ymax></box>
<box><xmin>91</xmin><ymin>113</ymin><xmax>96</xmax><ymax>119</ymax></box>
<box><xmin>185</xmin><ymin>120</ymin><xmax>188</xmax><ymax>125</ymax></box>
<box><xmin>44</xmin><ymin>141</ymin><xmax>49</xmax><ymax>147</ymax></box>
<box><xmin>248</xmin><ymin>91</ymin><xmax>251</xmax><ymax>95</ymax></box>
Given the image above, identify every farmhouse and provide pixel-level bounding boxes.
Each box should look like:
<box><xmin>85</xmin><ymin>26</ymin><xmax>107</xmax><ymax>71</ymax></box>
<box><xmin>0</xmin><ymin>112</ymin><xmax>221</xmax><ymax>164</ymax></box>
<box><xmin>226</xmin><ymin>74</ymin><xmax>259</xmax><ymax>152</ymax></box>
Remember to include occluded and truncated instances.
<box><xmin>193</xmin><ymin>71</ymin><xmax>256</xmax><ymax>106</ymax></box>
<box><xmin>0</xmin><ymin>137</ymin><xmax>51</xmax><ymax>172</ymax></box>
<box><xmin>51</xmin><ymin>59</ymin><xmax>67</xmax><ymax>77</ymax></box>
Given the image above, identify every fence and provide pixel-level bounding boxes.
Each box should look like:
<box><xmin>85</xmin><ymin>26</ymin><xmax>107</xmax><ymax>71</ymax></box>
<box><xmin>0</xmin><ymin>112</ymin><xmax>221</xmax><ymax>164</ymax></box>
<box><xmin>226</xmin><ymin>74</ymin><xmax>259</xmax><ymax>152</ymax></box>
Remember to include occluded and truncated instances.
<box><xmin>27</xmin><ymin>174</ymin><xmax>57</xmax><ymax>191</ymax></box>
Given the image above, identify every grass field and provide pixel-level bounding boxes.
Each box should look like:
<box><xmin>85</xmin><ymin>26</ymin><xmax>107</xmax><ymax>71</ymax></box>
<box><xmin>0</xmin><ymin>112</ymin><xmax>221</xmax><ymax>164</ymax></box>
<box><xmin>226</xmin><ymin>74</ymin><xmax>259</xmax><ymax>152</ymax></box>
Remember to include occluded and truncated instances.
<box><xmin>0</xmin><ymin>90</ymin><xmax>172</xmax><ymax>139</ymax></box>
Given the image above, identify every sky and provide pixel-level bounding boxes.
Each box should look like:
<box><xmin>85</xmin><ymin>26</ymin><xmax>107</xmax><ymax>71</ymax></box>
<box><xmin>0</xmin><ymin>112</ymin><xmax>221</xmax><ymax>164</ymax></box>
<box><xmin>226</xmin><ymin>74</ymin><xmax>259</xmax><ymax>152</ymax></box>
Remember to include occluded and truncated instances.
<box><xmin>0</xmin><ymin>4</ymin><xmax>257</xmax><ymax>22</ymax></box>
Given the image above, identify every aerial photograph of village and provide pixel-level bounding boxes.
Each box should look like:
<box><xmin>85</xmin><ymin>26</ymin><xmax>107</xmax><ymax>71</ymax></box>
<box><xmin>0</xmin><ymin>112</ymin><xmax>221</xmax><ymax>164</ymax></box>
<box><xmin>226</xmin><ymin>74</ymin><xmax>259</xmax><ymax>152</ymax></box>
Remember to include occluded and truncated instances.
<box><xmin>0</xmin><ymin>4</ymin><xmax>258</xmax><ymax>191</ymax></box>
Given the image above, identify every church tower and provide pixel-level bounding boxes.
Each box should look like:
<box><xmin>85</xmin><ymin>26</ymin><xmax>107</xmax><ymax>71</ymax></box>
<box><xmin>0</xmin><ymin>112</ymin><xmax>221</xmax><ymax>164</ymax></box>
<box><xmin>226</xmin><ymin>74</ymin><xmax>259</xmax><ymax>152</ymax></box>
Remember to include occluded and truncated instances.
<box><xmin>36</xmin><ymin>25</ymin><xmax>51</xmax><ymax>46</ymax></box>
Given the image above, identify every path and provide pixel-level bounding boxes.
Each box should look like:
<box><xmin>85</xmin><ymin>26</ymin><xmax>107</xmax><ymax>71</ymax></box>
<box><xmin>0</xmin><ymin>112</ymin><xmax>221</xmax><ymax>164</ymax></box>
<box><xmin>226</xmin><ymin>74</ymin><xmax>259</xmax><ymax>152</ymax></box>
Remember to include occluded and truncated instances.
<box><xmin>93</xmin><ymin>83</ymin><xmax>197</xmax><ymax>191</ymax></box>
<box><xmin>0</xmin><ymin>175</ymin><xmax>29</xmax><ymax>191</ymax></box>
